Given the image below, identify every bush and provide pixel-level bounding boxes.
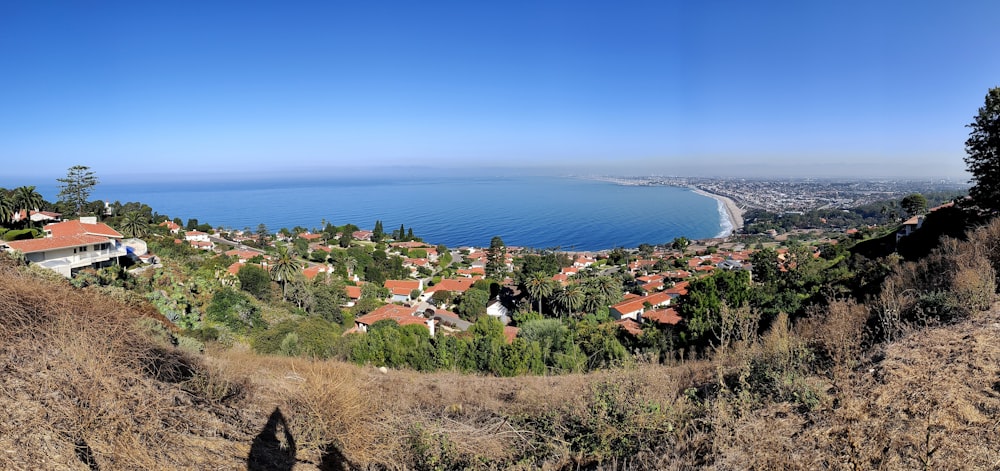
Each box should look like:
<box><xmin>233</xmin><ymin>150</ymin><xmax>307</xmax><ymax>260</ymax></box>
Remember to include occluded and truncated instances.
<box><xmin>2</xmin><ymin>228</ymin><xmax>39</xmax><ymax>241</ymax></box>
<box><xmin>237</xmin><ymin>264</ymin><xmax>272</xmax><ymax>300</ymax></box>
<box><xmin>206</xmin><ymin>287</ymin><xmax>263</xmax><ymax>334</ymax></box>
<box><xmin>252</xmin><ymin>317</ymin><xmax>341</xmax><ymax>359</ymax></box>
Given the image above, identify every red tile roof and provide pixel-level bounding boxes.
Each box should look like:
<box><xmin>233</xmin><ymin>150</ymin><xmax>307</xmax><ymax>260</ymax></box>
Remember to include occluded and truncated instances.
<box><xmin>425</xmin><ymin>278</ymin><xmax>475</xmax><ymax>294</ymax></box>
<box><xmin>355</xmin><ymin>304</ymin><xmax>426</xmax><ymax>328</ymax></box>
<box><xmin>384</xmin><ymin>279</ymin><xmax>420</xmax><ymax>296</ymax></box>
<box><xmin>503</xmin><ymin>326</ymin><xmax>519</xmax><ymax>344</ymax></box>
<box><xmin>299</xmin><ymin>232</ymin><xmax>323</xmax><ymax>240</ymax></box>
<box><xmin>345</xmin><ymin>285</ymin><xmax>362</xmax><ymax>300</ymax></box>
<box><xmin>642</xmin><ymin>308</ymin><xmax>682</xmax><ymax>326</ymax></box>
<box><xmin>6</xmin><ymin>234</ymin><xmax>110</xmax><ymax>254</ymax></box>
<box><xmin>616</xmin><ymin>318</ymin><xmax>643</xmax><ymax>336</ymax></box>
<box><xmin>45</xmin><ymin>220</ymin><xmax>122</xmax><ymax>239</ymax></box>
<box><xmin>302</xmin><ymin>265</ymin><xmax>330</xmax><ymax>280</ymax></box>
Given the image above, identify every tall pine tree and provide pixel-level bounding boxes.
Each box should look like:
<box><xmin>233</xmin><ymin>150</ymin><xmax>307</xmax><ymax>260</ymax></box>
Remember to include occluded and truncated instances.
<box><xmin>965</xmin><ymin>87</ymin><xmax>1000</xmax><ymax>213</ymax></box>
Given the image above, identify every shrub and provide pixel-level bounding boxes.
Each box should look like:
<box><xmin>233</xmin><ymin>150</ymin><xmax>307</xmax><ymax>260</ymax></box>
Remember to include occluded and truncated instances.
<box><xmin>2</xmin><ymin>228</ymin><xmax>39</xmax><ymax>241</ymax></box>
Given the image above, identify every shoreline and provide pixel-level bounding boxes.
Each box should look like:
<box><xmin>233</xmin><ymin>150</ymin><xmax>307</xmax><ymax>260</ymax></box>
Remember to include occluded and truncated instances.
<box><xmin>689</xmin><ymin>187</ymin><xmax>745</xmax><ymax>238</ymax></box>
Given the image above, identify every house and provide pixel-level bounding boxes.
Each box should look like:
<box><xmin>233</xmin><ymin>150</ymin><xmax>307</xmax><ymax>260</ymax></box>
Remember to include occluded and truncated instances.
<box><xmin>302</xmin><ymin>264</ymin><xmax>333</xmax><ymax>280</ymax></box>
<box><xmin>184</xmin><ymin>230</ymin><xmax>214</xmax><ymax>250</ymax></box>
<box><xmin>12</xmin><ymin>210</ymin><xmax>62</xmax><ymax>224</ymax></box>
<box><xmin>486</xmin><ymin>299</ymin><xmax>511</xmax><ymax>324</ymax></box>
<box><xmin>897</xmin><ymin>215</ymin><xmax>924</xmax><ymax>241</ymax></box>
<box><xmin>224</xmin><ymin>249</ymin><xmax>260</xmax><ymax>263</ymax></box>
<box><xmin>185</xmin><ymin>230</ymin><xmax>210</xmax><ymax>242</ymax></box>
<box><xmin>641</xmin><ymin>307</ymin><xmax>682</xmax><ymax>326</ymax></box>
<box><xmin>352</xmin><ymin>230</ymin><xmax>373</xmax><ymax>241</ymax></box>
<box><xmin>609</xmin><ymin>292</ymin><xmax>672</xmax><ymax>321</ymax></box>
<box><xmin>615</xmin><ymin>318</ymin><xmax>643</xmax><ymax>336</ymax></box>
<box><xmin>352</xmin><ymin>304</ymin><xmax>436</xmax><ymax>336</ymax></box>
<box><xmin>298</xmin><ymin>232</ymin><xmax>324</xmax><ymax>242</ymax></box>
<box><xmin>422</xmin><ymin>278</ymin><xmax>476</xmax><ymax>300</ymax></box>
<box><xmin>384</xmin><ymin>279</ymin><xmax>422</xmax><ymax>302</ymax></box>
<box><xmin>344</xmin><ymin>285</ymin><xmax>363</xmax><ymax>307</ymax></box>
<box><xmin>159</xmin><ymin>220</ymin><xmax>182</xmax><ymax>234</ymax></box>
<box><xmin>4</xmin><ymin>218</ymin><xmax>127</xmax><ymax>277</ymax></box>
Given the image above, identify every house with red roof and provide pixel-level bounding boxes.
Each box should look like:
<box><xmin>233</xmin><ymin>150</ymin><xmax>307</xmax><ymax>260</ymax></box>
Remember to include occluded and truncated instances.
<box><xmin>352</xmin><ymin>230</ymin><xmax>373</xmax><ymax>241</ymax></box>
<box><xmin>302</xmin><ymin>264</ymin><xmax>333</xmax><ymax>280</ymax></box>
<box><xmin>609</xmin><ymin>292</ymin><xmax>672</xmax><ymax>321</ymax></box>
<box><xmin>159</xmin><ymin>220</ymin><xmax>182</xmax><ymax>234</ymax></box>
<box><xmin>384</xmin><ymin>279</ymin><xmax>423</xmax><ymax>302</ymax></box>
<box><xmin>422</xmin><ymin>278</ymin><xmax>476</xmax><ymax>299</ymax></box>
<box><xmin>641</xmin><ymin>307</ymin><xmax>682</xmax><ymax>326</ymax></box>
<box><xmin>298</xmin><ymin>232</ymin><xmax>324</xmax><ymax>242</ymax></box>
<box><xmin>12</xmin><ymin>209</ymin><xmax>61</xmax><ymax>224</ymax></box>
<box><xmin>4</xmin><ymin>218</ymin><xmax>126</xmax><ymax>277</ymax></box>
<box><xmin>344</xmin><ymin>284</ymin><xmax>363</xmax><ymax>307</ymax></box>
<box><xmin>352</xmin><ymin>304</ymin><xmax>436</xmax><ymax>335</ymax></box>
<box><xmin>615</xmin><ymin>318</ymin><xmax>643</xmax><ymax>337</ymax></box>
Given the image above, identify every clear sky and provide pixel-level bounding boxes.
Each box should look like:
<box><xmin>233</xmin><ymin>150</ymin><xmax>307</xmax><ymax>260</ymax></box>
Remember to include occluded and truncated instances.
<box><xmin>2</xmin><ymin>1</ymin><xmax>998</xmax><ymax>182</ymax></box>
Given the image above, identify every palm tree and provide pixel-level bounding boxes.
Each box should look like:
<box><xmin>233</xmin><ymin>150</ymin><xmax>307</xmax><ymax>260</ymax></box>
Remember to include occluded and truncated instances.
<box><xmin>343</xmin><ymin>256</ymin><xmax>358</xmax><ymax>279</ymax></box>
<box><xmin>588</xmin><ymin>275</ymin><xmax>623</xmax><ymax>305</ymax></box>
<box><xmin>12</xmin><ymin>186</ymin><xmax>43</xmax><ymax>227</ymax></box>
<box><xmin>0</xmin><ymin>192</ymin><xmax>13</xmax><ymax>226</ymax></box>
<box><xmin>524</xmin><ymin>272</ymin><xmax>555</xmax><ymax>315</ymax></box>
<box><xmin>556</xmin><ymin>283</ymin><xmax>585</xmax><ymax>318</ymax></box>
<box><xmin>118</xmin><ymin>211</ymin><xmax>149</xmax><ymax>238</ymax></box>
<box><xmin>270</xmin><ymin>246</ymin><xmax>302</xmax><ymax>300</ymax></box>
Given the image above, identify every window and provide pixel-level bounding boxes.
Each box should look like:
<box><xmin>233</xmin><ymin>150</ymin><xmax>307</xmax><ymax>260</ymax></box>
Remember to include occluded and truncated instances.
<box><xmin>79</xmin><ymin>246</ymin><xmax>87</xmax><ymax>252</ymax></box>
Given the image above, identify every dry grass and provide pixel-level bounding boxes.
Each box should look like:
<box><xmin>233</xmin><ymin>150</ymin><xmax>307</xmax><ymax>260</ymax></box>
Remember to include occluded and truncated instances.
<box><xmin>5</xmin><ymin>240</ymin><xmax>1000</xmax><ymax>469</ymax></box>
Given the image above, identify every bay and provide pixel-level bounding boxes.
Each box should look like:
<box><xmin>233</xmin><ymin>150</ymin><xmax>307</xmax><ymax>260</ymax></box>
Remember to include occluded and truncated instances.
<box><xmin>38</xmin><ymin>176</ymin><xmax>727</xmax><ymax>251</ymax></box>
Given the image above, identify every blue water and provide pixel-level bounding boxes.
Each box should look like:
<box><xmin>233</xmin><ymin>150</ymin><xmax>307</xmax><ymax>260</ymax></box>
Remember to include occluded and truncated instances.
<box><xmin>31</xmin><ymin>177</ymin><xmax>726</xmax><ymax>251</ymax></box>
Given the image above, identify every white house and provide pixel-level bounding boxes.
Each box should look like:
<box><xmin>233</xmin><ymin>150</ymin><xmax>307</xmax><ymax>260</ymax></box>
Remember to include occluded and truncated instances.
<box><xmin>5</xmin><ymin>218</ymin><xmax>127</xmax><ymax>277</ymax></box>
<box><xmin>486</xmin><ymin>299</ymin><xmax>511</xmax><ymax>325</ymax></box>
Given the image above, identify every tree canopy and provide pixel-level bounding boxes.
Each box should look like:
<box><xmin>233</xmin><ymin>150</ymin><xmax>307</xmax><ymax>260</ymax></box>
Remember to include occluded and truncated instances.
<box><xmin>57</xmin><ymin>165</ymin><xmax>99</xmax><ymax>217</ymax></box>
<box><xmin>965</xmin><ymin>87</ymin><xmax>1000</xmax><ymax>213</ymax></box>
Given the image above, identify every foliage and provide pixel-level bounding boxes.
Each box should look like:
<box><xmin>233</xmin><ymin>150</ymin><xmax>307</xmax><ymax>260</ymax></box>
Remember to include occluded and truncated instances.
<box><xmin>457</xmin><ymin>287</ymin><xmax>489</xmax><ymax>320</ymax></box>
<box><xmin>56</xmin><ymin>165</ymin><xmax>99</xmax><ymax>216</ymax></box>
<box><xmin>118</xmin><ymin>211</ymin><xmax>151</xmax><ymax>238</ymax></box>
<box><xmin>2</xmin><ymin>228</ymin><xmax>39</xmax><ymax>241</ymax></box>
<box><xmin>206</xmin><ymin>287</ymin><xmax>263</xmax><ymax>334</ymax></box>
<box><xmin>900</xmin><ymin>193</ymin><xmax>928</xmax><ymax>217</ymax></box>
<box><xmin>485</xmin><ymin>235</ymin><xmax>508</xmax><ymax>281</ymax></box>
<box><xmin>237</xmin><ymin>264</ymin><xmax>272</xmax><ymax>300</ymax></box>
<box><xmin>964</xmin><ymin>87</ymin><xmax>1000</xmax><ymax>213</ymax></box>
<box><xmin>252</xmin><ymin>317</ymin><xmax>341</xmax><ymax>358</ymax></box>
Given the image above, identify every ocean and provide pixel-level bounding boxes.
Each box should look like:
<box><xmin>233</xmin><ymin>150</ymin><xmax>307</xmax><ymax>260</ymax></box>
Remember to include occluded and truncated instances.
<box><xmin>35</xmin><ymin>176</ymin><xmax>727</xmax><ymax>251</ymax></box>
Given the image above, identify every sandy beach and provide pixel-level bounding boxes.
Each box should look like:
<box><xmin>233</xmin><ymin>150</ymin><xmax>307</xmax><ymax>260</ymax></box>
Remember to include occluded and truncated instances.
<box><xmin>690</xmin><ymin>187</ymin><xmax>745</xmax><ymax>237</ymax></box>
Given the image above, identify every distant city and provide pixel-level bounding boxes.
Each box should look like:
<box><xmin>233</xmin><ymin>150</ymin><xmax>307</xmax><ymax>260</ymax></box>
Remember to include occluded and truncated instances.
<box><xmin>591</xmin><ymin>176</ymin><xmax>969</xmax><ymax>212</ymax></box>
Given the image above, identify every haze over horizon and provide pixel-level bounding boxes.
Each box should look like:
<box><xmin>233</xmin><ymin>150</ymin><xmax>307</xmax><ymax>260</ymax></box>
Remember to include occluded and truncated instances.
<box><xmin>2</xmin><ymin>1</ymin><xmax>998</xmax><ymax>182</ymax></box>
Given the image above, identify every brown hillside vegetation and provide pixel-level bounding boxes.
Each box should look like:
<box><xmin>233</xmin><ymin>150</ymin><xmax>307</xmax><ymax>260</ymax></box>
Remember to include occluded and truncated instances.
<box><xmin>3</xmin><ymin>219</ymin><xmax>1000</xmax><ymax>469</ymax></box>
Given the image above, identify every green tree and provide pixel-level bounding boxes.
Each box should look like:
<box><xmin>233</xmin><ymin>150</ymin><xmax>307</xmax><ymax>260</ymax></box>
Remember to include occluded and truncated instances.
<box><xmin>270</xmin><ymin>246</ymin><xmax>302</xmax><ymax>300</ymax></box>
<box><xmin>556</xmin><ymin>283</ymin><xmax>585</xmax><ymax>317</ymax></box>
<box><xmin>256</xmin><ymin>223</ymin><xmax>269</xmax><ymax>246</ymax></box>
<box><xmin>0</xmin><ymin>192</ymin><xmax>12</xmax><ymax>225</ymax></box>
<box><xmin>900</xmin><ymin>193</ymin><xmax>928</xmax><ymax>217</ymax></box>
<box><xmin>118</xmin><ymin>211</ymin><xmax>150</xmax><ymax>238</ymax></box>
<box><xmin>237</xmin><ymin>264</ymin><xmax>272</xmax><ymax>300</ymax></box>
<box><xmin>485</xmin><ymin>235</ymin><xmax>508</xmax><ymax>281</ymax></box>
<box><xmin>524</xmin><ymin>272</ymin><xmax>556</xmax><ymax>315</ymax></box>
<box><xmin>206</xmin><ymin>287</ymin><xmax>262</xmax><ymax>333</ymax></box>
<box><xmin>56</xmin><ymin>165</ymin><xmax>98</xmax><ymax>216</ymax></box>
<box><xmin>670</xmin><ymin>236</ymin><xmax>691</xmax><ymax>251</ymax></box>
<box><xmin>12</xmin><ymin>186</ymin><xmax>43</xmax><ymax>227</ymax></box>
<box><xmin>372</xmin><ymin>219</ymin><xmax>384</xmax><ymax>242</ymax></box>
<box><xmin>457</xmin><ymin>287</ymin><xmax>490</xmax><ymax>321</ymax></box>
<box><xmin>965</xmin><ymin>87</ymin><xmax>1000</xmax><ymax>213</ymax></box>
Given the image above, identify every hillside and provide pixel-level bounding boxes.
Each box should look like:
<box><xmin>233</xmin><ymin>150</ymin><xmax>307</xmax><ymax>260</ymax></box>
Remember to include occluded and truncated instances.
<box><xmin>2</xmin><ymin>244</ymin><xmax>1000</xmax><ymax>469</ymax></box>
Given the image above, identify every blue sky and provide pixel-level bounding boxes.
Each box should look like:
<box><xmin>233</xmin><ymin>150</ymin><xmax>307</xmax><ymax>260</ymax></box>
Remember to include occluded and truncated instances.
<box><xmin>1</xmin><ymin>1</ymin><xmax>998</xmax><ymax>182</ymax></box>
